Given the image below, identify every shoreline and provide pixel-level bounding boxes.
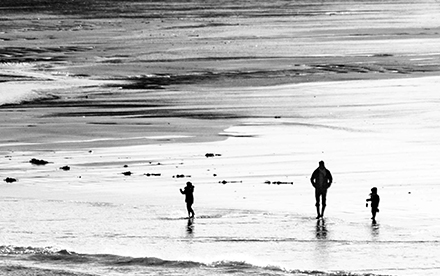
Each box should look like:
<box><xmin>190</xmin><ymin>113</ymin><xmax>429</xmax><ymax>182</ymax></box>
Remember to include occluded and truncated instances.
<box><xmin>2</xmin><ymin>0</ymin><xmax>440</xmax><ymax>152</ymax></box>
<box><xmin>2</xmin><ymin>2</ymin><xmax>440</xmax><ymax>275</ymax></box>
<box><xmin>2</xmin><ymin>73</ymin><xmax>440</xmax><ymax>153</ymax></box>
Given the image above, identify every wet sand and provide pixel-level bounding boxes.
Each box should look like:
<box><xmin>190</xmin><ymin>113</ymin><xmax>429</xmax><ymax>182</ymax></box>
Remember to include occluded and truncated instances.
<box><xmin>1</xmin><ymin>1</ymin><xmax>440</xmax><ymax>275</ymax></box>
<box><xmin>1</xmin><ymin>0</ymin><xmax>440</xmax><ymax>151</ymax></box>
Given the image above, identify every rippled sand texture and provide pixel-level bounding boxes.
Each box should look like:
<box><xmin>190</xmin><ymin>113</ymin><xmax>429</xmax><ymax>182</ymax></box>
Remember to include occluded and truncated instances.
<box><xmin>1</xmin><ymin>0</ymin><xmax>440</xmax><ymax>150</ymax></box>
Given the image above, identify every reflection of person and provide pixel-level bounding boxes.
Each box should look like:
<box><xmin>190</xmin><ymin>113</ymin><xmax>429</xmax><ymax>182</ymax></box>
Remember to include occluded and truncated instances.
<box><xmin>180</xmin><ymin>182</ymin><xmax>195</xmax><ymax>218</ymax></box>
<box><xmin>310</xmin><ymin>161</ymin><xmax>333</xmax><ymax>219</ymax></box>
<box><xmin>315</xmin><ymin>219</ymin><xmax>328</xmax><ymax>239</ymax></box>
<box><xmin>366</xmin><ymin>187</ymin><xmax>380</xmax><ymax>223</ymax></box>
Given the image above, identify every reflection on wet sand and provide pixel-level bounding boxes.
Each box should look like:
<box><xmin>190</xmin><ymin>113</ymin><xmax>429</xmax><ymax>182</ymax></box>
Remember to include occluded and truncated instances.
<box><xmin>316</xmin><ymin>219</ymin><xmax>328</xmax><ymax>240</ymax></box>
<box><xmin>371</xmin><ymin>222</ymin><xmax>380</xmax><ymax>239</ymax></box>
<box><xmin>186</xmin><ymin>218</ymin><xmax>195</xmax><ymax>236</ymax></box>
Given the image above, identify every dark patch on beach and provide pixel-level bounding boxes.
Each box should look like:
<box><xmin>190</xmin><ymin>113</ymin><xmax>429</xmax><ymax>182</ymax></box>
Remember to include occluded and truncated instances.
<box><xmin>29</xmin><ymin>158</ymin><xmax>50</xmax><ymax>165</ymax></box>
<box><xmin>104</xmin><ymin>73</ymin><xmax>219</xmax><ymax>90</ymax></box>
<box><xmin>265</xmin><ymin>180</ymin><xmax>294</xmax><ymax>185</ymax></box>
<box><xmin>164</xmin><ymin>23</ymin><xmax>240</xmax><ymax>30</ymax></box>
<box><xmin>144</xmin><ymin>173</ymin><xmax>161</xmax><ymax>177</ymax></box>
<box><xmin>0</xmin><ymin>73</ymin><xmax>38</xmax><ymax>82</ymax></box>
<box><xmin>6</xmin><ymin>92</ymin><xmax>246</xmax><ymax>119</ymax></box>
<box><xmin>173</xmin><ymin>174</ymin><xmax>191</xmax><ymax>178</ymax></box>
<box><xmin>0</xmin><ymin>0</ymin><xmax>363</xmax><ymax>19</ymax></box>
<box><xmin>219</xmin><ymin>133</ymin><xmax>258</xmax><ymax>138</ymax></box>
<box><xmin>104</xmin><ymin>57</ymin><xmax>440</xmax><ymax>91</ymax></box>
<box><xmin>372</xmin><ymin>53</ymin><xmax>394</xmax><ymax>57</ymax></box>
<box><xmin>0</xmin><ymin>0</ymin><xmax>120</xmax><ymax>17</ymax></box>
<box><xmin>0</xmin><ymin>46</ymin><xmax>93</xmax><ymax>63</ymax></box>
<box><xmin>2</xmin><ymin>95</ymin><xmax>169</xmax><ymax>112</ymax></box>
<box><xmin>43</xmin><ymin>102</ymin><xmax>166</xmax><ymax>110</ymax></box>
<box><xmin>4</xmin><ymin>177</ymin><xmax>17</xmax><ymax>183</ymax></box>
<box><xmin>88</xmin><ymin>122</ymin><xmax>153</xmax><ymax>126</ymax></box>
<box><xmin>43</xmin><ymin>109</ymin><xmax>244</xmax><ymax>120</ymax></box>
<box><xmin>219</xmin><ymin>180</ymin><xmax>242</xmax><ymax>184</ymax></box>
<box><xmin>205</xmin><ymin>153</ymin><xmax>221</xmax><ymax>158</ymax></box>
<box><xmin>169</xmin><ymin>112</ymin><xmax>245</xmax><ymax>120</ymax></box>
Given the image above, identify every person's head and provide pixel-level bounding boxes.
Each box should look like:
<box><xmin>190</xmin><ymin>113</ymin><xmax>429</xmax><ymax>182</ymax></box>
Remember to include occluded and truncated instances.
<box><xmin>186</xmin><ymin>181</ymin><xmax>193</xmax><ymax>187</ymax></box>
<box><xmin>319</xmin><ymin>160</ymin><xmax>325</xmax><ymax>169</ymax></box>
<box><xmin>371</xmin><ymin>187</ymin><xmax>377</xmax><ymax>194</ymax></box>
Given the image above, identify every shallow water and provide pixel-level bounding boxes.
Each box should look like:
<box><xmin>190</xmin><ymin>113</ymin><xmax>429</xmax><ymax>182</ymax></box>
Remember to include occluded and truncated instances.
<box><xmin>2</xmin><ymin>77</ymin><xmax>440</xmax><ymax>275</ymax></box>
<box><xmin>2</xmin><ymin>0</ymin><xmax>440</xmax><ymax>275</ymax></box>
<box><xmin>1</xmin><ymin>190</ymin><xmax>439</xmax><ymax>276</ymax></box>
<box><xmin>2</xmin><ymin>76</ymin><xmax>440</xmax><ymax>274</ymax></box>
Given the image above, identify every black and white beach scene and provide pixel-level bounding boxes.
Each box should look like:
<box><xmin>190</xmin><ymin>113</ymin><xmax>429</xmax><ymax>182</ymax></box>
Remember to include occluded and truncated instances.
<box><xmin>1</xmin><ymin>1</ymin><xmax>440</xmax><ymax>275</ymax></box>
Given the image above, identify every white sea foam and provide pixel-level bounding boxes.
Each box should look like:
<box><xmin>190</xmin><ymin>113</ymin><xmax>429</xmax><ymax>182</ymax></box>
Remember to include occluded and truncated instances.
<box><xmin>0</xmin><ymin>82</ymin><xmax>43</xmax><ymax>105</ymax></box>
<box><xmin>0</xmin><ymin>69</ymin><xmax>122</xmax><ymax>106</ymax></box>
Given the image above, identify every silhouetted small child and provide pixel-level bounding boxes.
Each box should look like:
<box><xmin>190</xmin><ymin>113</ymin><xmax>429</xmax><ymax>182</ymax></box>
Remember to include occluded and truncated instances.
<box><xmin>180</xmin><ymin>182</ymin><xmax>195</xmax><ymax>218</ymax></box>
<box><xmin>366</xmin><ymin>187</ymin><xmax>380</xmax><ymax>223</ymax></box>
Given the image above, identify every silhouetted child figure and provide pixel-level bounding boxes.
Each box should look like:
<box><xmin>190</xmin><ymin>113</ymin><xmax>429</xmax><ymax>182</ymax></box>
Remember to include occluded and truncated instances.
<box><xmin>180</xmin><ymin>182</ymin><xmax>195</xmax><ymax>218</ymax></box>
<box><xmin>366</xmin><ymin>187</ymin><xmax>380</xmax><ymax>223</ymax></box>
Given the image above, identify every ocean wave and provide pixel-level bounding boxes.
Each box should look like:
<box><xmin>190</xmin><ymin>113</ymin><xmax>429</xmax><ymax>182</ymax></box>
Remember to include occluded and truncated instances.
<box><xmin>0</xmin><ymin>245</ymin><xmax>390</xmax><ymax>276</ymax></box>
<box><xmin>0</xmin><ymin>245</ymin><xmax>57</xmax><ymax>255</ymax></box>
<box><xmin>0</xmin><ymin>82</ymin><xmax>59</xmax><ymax>106</ymax></box>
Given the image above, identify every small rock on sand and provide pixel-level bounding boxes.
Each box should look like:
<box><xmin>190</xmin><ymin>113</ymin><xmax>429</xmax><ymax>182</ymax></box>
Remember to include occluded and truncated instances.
<box><xmin>205</xmin><ymin>153</ymin><xmax>221</xmax><ymax>158</ymax></box>
<box><xmin>30</xmin><ymin>158</ymin><xmax>49</xmax><ymax>165</ymax></box>
<box><xmin>4</xmin><ymin>177</ymin><xmax>17</xmax><ymax>183</ymax></box>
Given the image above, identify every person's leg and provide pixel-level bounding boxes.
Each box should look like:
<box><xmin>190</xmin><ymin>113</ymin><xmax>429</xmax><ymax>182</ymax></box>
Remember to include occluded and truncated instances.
<box><xmin>372</xmin><ymin>208</ymin><xmax>377</xmax><ymax>220</ymax></box>
<box><xmin>320</xmin><ymin>190</ymin><xmax>327</xmax><ymax>218</ymax></box>
<box><xmin>372</xmin><ymin>210</ymin><xmax>377</xmax><ymax>224</ymax></box>
<box><xmin>190</xmin><ymin>205</ymin><xmax>195</xmax><ymax>218</ymax></box>
<box><xmin>186</xmin><ymin>203</ymin><xmax>191</xmax><ymax>218</ymax></box>
<box><xmin>187</xmin><ymin>202</ymin><xmax>195</xmax><ymax>218</ymax></box>
<box><xmin>315</xmin><ymin>190</ymin><xmax>321</xmax><ymax>219</ymax></box>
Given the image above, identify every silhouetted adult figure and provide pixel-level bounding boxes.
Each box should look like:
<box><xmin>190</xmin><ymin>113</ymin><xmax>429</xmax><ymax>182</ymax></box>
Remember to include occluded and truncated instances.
<box><xmin>180</xmin><ymin>181</ymin><xmax>195</xmax><ymax>218</ymax></box>
<box><xmin>310</xmin><ymin>161</ymin><xmax>333</xmax><ymax>219</ymax></box>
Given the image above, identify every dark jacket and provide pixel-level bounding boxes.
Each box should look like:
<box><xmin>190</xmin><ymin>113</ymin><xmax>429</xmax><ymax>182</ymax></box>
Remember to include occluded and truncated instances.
<box><xmin>367</xmin><ymin>194</ymin><xmax>380</xmax><ymax>210</ymax></box>
<box><xmin>181</xmin><ymin>186</ymin><xmax>194</xmax><ymax>203</ymax></box>
<box><xmin>310</xmin><ymin>168</ymin><xmax>333</xmax><ymax>190</ymax></box>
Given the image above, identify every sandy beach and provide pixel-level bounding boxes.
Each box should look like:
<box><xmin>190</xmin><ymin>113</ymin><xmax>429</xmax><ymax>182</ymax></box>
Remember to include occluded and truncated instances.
<box><xmin>1</xmin><ymin>1</ymin><xmax>440</xmax><ymax>275</ymax></box>
<box><xmin>2</xmin><ymin>0</ymin><xmax>440</xmax><ymax>153</ymax></box>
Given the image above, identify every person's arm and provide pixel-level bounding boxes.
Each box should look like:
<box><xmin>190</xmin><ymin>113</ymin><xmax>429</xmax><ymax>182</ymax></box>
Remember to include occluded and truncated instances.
<box><xmin>310</xmin><ymin>170</ymin><xmax>317</xmax><ymax>187</ymax></box>
<box><xmin>180</xmin><ymin>188</ymin><xmax>185</xmax><ymax>194</ymax></box>
<box><xmin>327</xmin><ymin>170</ymin><xmax>333</xmax><ymax>187</ymax></box>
